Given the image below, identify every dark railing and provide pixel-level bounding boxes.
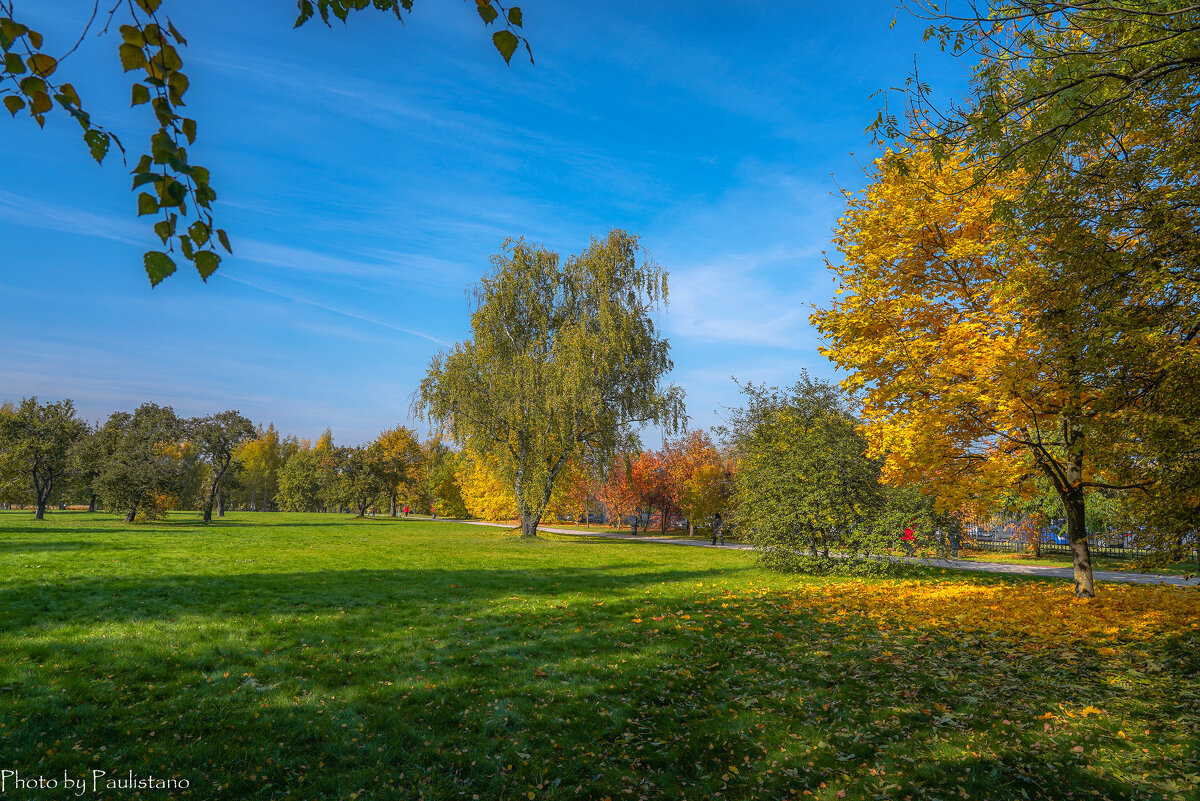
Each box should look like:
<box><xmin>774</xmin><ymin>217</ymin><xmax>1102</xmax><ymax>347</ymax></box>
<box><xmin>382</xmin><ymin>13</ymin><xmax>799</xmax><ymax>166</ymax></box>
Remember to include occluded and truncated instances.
<box><xmin>960</xmin><ymin>537</ymin><xmax>1163</xmax><ymax>560</ymax></box>
<box><xmin>960</xmin><ymin>519</ymin><xmax>1179</xmax><ymax>560</ymax></box>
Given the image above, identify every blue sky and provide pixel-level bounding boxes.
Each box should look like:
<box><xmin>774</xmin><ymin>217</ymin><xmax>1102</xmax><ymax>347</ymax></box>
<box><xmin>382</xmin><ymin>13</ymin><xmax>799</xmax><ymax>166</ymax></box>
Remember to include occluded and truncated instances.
<box><xmin>0</xmin><ymin>0</ymin><xmax>968</xmax><ymax>444</ymax></box>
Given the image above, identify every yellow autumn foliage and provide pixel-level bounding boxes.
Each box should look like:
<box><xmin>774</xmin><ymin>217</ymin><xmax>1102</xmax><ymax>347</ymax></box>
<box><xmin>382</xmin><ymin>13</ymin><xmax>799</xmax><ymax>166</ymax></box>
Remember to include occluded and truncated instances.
<box><xmin>456</xmin><ymin>449</ymin><xmax>518</xmax><ymax>520</ymax></box>
<box><xmin>771</xmin><ymin>579</ymin><xmax>1198</xmax><ymax>649</ymax></box>
<box><xmin>813</xmin><ymin>145</ymin><xmax>1046</xmax><ymax>510</ymax></box>
<box><xmin>456</xmin><ymin>447</ymin><xmax>579</xmax><ymax>522</ymax></box>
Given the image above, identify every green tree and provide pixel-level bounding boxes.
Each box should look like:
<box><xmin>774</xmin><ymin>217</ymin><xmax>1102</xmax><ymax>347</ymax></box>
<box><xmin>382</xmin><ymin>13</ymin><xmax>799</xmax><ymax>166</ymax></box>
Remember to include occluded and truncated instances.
<box><xmin>726</xmin><ymin>376</ymin><xmax>887</xmax><ymax>572</ymax></box>
<box><xmin>415</xmin><ymin>230</ymin><xmax>685</xmax><ymax>538</ymax></box>
<box><xmin>171</xmin><ymin>437</ymin><xmax>207</xmax><ymax>512</ymax></box>
<box><xmin>276</xmin><ymin>449</ymin><xmax>329</xmax><ymax>513</ymax></box>
<box><xmin>333</xmin><ymin>445</ymin><xmax>390</xmax><ymax>518</ymax></box>
<box><xmin>889</xmin><ymin>1</ymin><xmax>1200</xmax><ymax>172</ymax></box>
<box><xmin>92</xmin><ymin>403</ymin><xmax>184</xmax><ymax>522</ymax></box>
<box><xmin>725</xmin><ymin>375</ymin><xmax>958</xmax><ymax>574</ymax></box>
<box><xmin>0</xmin><ymin>401</ymin><xmax>27</xmax><ymax>507</ymax></box>
<box><xmin>0</xmin><ymin>0</ymin><xmax>531</xmax><ymax>286</ymax></box>
<box><xmin>0</xmin><ymin>396</ymin><xmax>86</xmax><ymax>519</ymax></box>
<box><xmin>191</xmin><ymin>410</ymin><xmax>255</xmax><ymax>523</ymax></box>
<box><xmin>67</xmin><ymin>422</ymin><xmax>104</xmax><ymax>512</ymax></box>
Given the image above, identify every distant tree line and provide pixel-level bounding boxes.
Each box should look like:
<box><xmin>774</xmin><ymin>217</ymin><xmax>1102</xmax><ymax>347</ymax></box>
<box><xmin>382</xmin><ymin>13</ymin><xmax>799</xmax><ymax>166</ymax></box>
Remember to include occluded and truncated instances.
<box><xmin>0</xmin><ymin>393</ymin><xmax>734</xmax><ymax>529</ymax></box>
<box><xmin>0</xmin><ymin>398</ymin><xmax>435</xmax><ymax>521</ymax></box>
<box><xmin>2</xmin><ymin>384</ymin><xmax>1190</xmax><ymax>578</ymax></box>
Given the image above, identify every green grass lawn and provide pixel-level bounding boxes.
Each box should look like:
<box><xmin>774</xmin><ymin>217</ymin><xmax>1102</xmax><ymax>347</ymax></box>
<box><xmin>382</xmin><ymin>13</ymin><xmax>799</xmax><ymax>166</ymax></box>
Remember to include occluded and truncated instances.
<box><xmin>1</xmin><ymin>511</ymin><xmax>1196</xmax><ymax>801</ymax></box>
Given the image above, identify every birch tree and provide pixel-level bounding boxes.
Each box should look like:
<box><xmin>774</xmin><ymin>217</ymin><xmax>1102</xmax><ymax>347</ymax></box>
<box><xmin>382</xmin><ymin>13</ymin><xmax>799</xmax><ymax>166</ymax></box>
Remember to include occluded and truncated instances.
<box><xmin>415</xmin><ymin>230</ymin><xmax>685</xmax><ymax>538</ymax></box>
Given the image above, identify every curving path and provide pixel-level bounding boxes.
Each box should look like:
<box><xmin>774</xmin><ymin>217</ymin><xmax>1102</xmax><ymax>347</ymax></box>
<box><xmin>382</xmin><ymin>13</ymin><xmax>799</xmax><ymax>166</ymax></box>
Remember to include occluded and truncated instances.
<box><xmin>438</xmin><ymin>518</ymin><xmax>1200</xmax><ymax>588</ymax></box>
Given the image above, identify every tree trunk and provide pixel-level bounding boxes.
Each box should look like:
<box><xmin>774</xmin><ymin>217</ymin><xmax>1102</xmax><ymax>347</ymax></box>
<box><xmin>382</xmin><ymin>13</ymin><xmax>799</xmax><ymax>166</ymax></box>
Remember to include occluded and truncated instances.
<box><xmin>125</xmin><ymin>504</ymin><xmax>137</xmax><ymax>523</ymax></box>
<box><xmin>88</xmin><ymin>493</ymin><xmax>96</xmax><ymax>513</ymax></box>
<box><xmin>1059</xmin><ymin>404</ymin><xmax>1095</xmax><ymax>597</ymax></box>
<box><xmin>203</xmin><ymin>479</ymin><xmax>218</xmax><ymax>523</ymax></box>
<box><xmin>217</xmin><ymin>494</ymin><xmax>225</xmax><ymax>518</ymax></box>
<box><xmin>390</xmin><ymin>493</ymin><xmax>397</xmax><ymax>517</ymax></box>
<box><xmin>513</xmin><ymin>451</ymin><xmax>570</xmax><ymax>540</ymax></box>
<box><xmin>203</xmin><ymin>485</ymin><xmax>216</xmax><ymax>523</ymax></box>
<box><xmin>661</xmin><ymin>504</ymin><xmax>668</xmax><ymax>535</ymax></box>
<box><xmin>250</xmin><ymin>489</ymin><xmax>256</xmax><ymax>512</ymax></box>
<box><xmin>32</xmin><ymin>471</ymin><xmax>51</xmax><ymax>520</ymax></box>
<box><xmin>513</xmin><ymin>469</ymin><xmax>539</xmax><ymax>539</ymax></box>
<box><xmin>519</xmin><ymin>511</ymin><xmax>540</xmax><ymax>538</ymax></box>
<box><xmin>1064</xmin><ymin>488</ymin><xmax>1094</xmax><ymax>598</ymax></box>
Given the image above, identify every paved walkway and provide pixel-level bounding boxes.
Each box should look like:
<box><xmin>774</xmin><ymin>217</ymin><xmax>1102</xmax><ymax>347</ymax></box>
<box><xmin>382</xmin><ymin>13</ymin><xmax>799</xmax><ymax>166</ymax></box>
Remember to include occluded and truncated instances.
<box><xmin>443</xmin><ymin>519</ymin><xmax>1200</xmax><ymax>588</ymax></box>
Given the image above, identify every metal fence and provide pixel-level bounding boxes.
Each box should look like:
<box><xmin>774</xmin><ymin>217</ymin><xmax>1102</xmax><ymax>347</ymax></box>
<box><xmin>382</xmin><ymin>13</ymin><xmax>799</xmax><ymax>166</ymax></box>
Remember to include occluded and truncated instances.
<box><xmin>962</xmin><ymin>519</ymin><xmax>1168</xmax><ymax>560</ymax></box>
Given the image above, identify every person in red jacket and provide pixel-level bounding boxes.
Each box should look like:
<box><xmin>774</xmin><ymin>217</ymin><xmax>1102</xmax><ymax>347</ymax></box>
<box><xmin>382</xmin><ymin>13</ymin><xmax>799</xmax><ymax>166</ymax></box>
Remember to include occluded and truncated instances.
<box><xmin>902</xmin><ymin>524</ymin><xmax>916</xmax><ymax>557</ymax></box>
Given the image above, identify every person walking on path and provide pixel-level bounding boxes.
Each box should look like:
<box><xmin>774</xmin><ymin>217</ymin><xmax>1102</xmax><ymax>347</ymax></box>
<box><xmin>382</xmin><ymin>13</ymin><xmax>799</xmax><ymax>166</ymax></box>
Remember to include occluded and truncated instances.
<box><xmin>404</xmin><ymin>505</ymin><xmax>410</xmax><ymax>517</ymax></box>
<box><xmin>712</xmin><ymin>513</ymin><xmax>724</xmax><ymax>546</ymax></box>
<box><xmin>902</xmin><ymin>524</ymin><xmax>916</xmax><ymax>557</ymax></box>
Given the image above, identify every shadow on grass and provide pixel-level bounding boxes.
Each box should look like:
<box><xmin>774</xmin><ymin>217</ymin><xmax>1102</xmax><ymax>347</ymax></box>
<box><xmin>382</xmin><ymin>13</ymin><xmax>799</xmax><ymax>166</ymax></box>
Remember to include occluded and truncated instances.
<box><xmin>1</xmin><ymin>557</ymin><xmax>1195</xmax><ymax>800</ymax></box>
<box><xmin>0</xmin><ymin>539</ymin><xmax>136</xmax><ymax>553</ymax></box>
<box><xmin>0</xmin><ymin>565</ymin><xmax>740</xmax><ymax>630</ymax></box>
<box><xmin>2</xmin><ymin>509</ymin><xmax>1196</xmax><ymax>800</ymax></box>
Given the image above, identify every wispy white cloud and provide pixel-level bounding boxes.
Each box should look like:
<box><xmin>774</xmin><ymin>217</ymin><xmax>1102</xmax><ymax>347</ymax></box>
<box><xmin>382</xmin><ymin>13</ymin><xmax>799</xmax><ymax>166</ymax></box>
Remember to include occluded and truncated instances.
<box><xmin>665</xmin><ymin>258</ymin><xmax>823</xmax><ymax>350</ymax></box>
<box><xmin>217</xmin><ymin>273</ymin><xmax>449</xmax><ymax>346</ymax></box>
<box><xmin>649</xmin><ymin>162</ymin><xmax>843</xmax><ymax>350</ymax></box>
<box><xmin>0</xmin><ymin>190</ymin><xmax>143</xmax><ymax>246</ymax></box>
<box><xmin>0</xmin><ymin>189</ymin><xmax>467</xmax><ymax>293</ymax></box>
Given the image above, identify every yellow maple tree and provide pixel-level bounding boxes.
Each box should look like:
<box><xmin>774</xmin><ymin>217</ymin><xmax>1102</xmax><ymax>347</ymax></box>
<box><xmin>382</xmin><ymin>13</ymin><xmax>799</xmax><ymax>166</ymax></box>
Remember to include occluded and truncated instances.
<box><xmin>813</xmin><ymin>143</ymin><xmax>1196</xmax><ymax>597</ymax></box>
<box><xmin>456</xmin><ymin>448</ymin><xmax>519</xmax><ymax>521</ymax></box>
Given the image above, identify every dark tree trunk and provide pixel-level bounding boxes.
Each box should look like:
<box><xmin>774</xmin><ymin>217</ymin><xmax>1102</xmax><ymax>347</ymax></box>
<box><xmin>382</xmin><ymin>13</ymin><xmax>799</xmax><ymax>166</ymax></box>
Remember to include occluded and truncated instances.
<box><xmin>1056</xmin><ymin>406</ymin><xmax>1094</xmax><ymax>598</ymax></box>
<box><xmin>88</xmin><ymin>494</ymin><xmax>96</xmax><ymax>512</ymax></box>
<box><xmin>661</xmin><ymin>504</ymin><xmax>668</xmax><ymax>535</ymax></box>
<box><xmin>217</xmin><ymin>494</ymin><xmax>225</xmax><ymax>518</ymax></box>
<box><xmin>203</xmin><ymin>481</ymin><xmax>217</xmax><ymax>523</ymax></box>
<box><xmin>125</xmin><ymin>504</ymin><xmax>137</xmax><ymax>523</ymax></box>
<box><xmin>32</xmin><ymin>470</ymin><xmax>51</xmax><ymax>520</ymax></box>
<box><xmin>390</xmin><ymin>493</ymin><xmax>397</xmax><ymax>517</ymax></box>
<box><xmin>1063</xmin><ymin>488</ymin><xmax>1094</xmax><ymax>598</ymax></box>
<box><xmin>519</xmin><ymin>512</ymin><xmax>540</xmax><ymax>538</ymax></box>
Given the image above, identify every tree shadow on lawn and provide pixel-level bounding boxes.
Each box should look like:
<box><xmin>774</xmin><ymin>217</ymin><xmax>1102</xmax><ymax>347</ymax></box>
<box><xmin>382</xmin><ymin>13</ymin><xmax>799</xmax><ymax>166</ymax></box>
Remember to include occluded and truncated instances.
<box><xmin>1</xmin><ymin>566</ymin><xmax>1194</xmax><ymax>800</ymax></box>
<box><xmin>0</xmin><ymin>519</ymin><xmax>381</xmax><ymax>538</ymax></box>
<box><xmin>203</xmin><ymin>517</ymin><xmax>410</xmax><ymax>528</ymax></box>
<box><xmin>0</xmin><ymin>565</ymin><xmax>743</xmax><ymax>631</ymax></box>
<box><xmin>0</xmin><ymin>539</ymin><xmax>138</xmax><ymax>553</ymax></box>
